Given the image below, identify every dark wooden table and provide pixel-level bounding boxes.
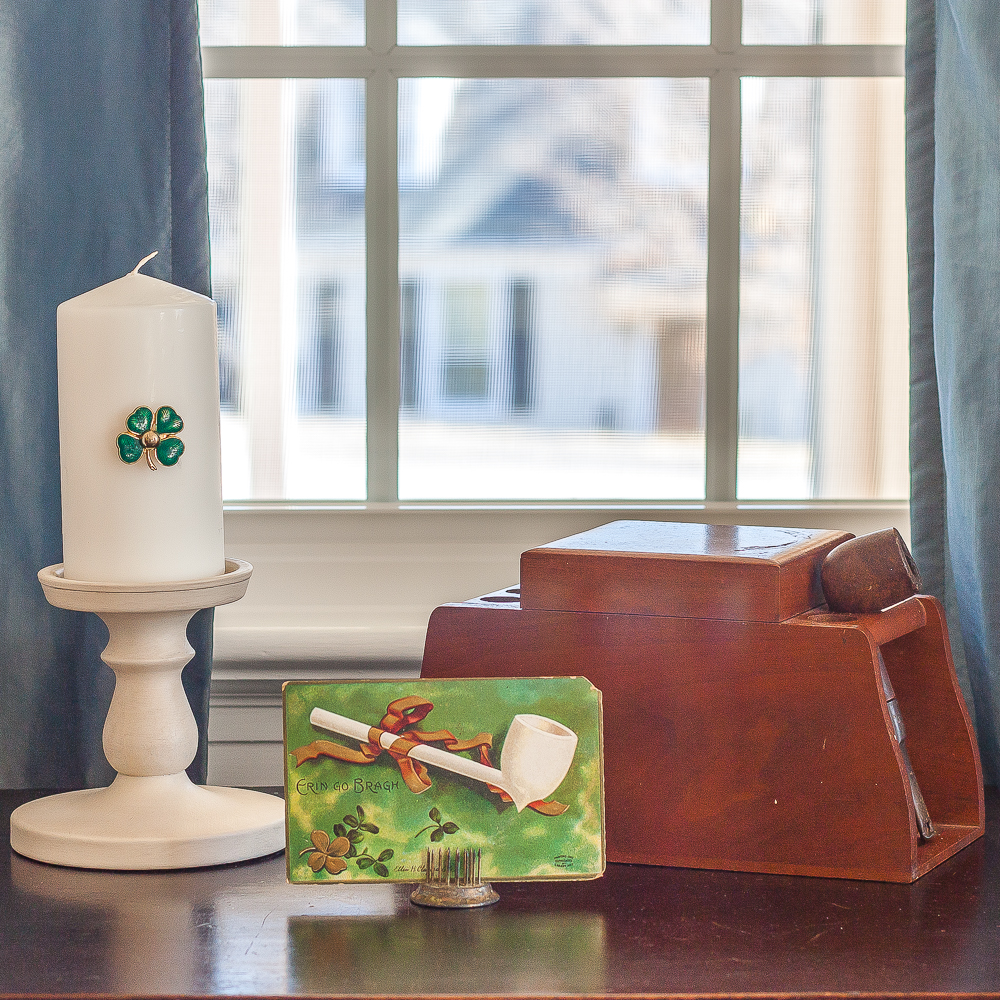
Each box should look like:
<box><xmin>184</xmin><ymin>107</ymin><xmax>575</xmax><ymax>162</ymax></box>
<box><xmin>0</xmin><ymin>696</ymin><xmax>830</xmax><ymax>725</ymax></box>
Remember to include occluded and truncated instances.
<box><xmin>4</xmin><ymin>788</ymin><xmax>1000</xmax><ymax>999</ymax></box>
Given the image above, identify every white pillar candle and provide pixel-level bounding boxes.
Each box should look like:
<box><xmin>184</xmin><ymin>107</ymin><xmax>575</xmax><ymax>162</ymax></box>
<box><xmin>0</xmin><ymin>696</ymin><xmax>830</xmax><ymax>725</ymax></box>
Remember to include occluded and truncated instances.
<box><xmin>57</xmin><ymin>255</ymin><xmax>226</xmax><ymax>583</ymax></box>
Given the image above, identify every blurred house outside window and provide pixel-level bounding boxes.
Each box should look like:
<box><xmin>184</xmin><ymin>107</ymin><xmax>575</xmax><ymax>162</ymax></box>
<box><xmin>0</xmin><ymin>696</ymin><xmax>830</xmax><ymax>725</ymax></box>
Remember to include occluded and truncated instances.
<box><xmin>199</xmin><ymin>0</ymin><xmax>906</xmax><ymax>504</ymax></box>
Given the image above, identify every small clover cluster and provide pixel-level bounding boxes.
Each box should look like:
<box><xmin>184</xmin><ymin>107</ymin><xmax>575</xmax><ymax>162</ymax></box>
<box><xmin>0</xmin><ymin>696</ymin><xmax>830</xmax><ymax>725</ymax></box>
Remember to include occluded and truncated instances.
<box><xmin>300</xmin><ymin>830</ymin><xmax>350</xmax><ymax>875</ymax></box>
<box><xmin>414</xmin><ymin>807</ymin><xmax>460</xmax><ymax>842</ymax></box>
<box><xmin>354</xmin><ymin>848</ymin><xmax>394</xmax><ymax>877</ymax></box>
<box><xmin>331</xmin><ymin>804</ymin><xmax>379</xmax><ymax>844</ymax></box>
<box><xmin>300</xmin><ymin>806</ymin><xmax>394</xmax><ymax>878</ymax></box>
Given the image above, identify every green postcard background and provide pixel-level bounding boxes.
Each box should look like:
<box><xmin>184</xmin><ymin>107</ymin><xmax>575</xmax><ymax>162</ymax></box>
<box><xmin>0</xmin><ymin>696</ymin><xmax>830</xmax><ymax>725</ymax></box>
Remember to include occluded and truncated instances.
<box><xmin>284</xmin><ymin>676</ymin><xmax>604</xmax><ymax>884</ymax></box>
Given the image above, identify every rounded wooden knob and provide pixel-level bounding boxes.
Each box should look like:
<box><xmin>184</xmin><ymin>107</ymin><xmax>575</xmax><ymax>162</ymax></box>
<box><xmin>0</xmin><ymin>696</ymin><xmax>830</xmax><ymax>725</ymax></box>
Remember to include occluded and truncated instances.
<box><xmin>821</xmin><ymin>528</ymin><xmax>922</xmax><ymax>614</ymax></box>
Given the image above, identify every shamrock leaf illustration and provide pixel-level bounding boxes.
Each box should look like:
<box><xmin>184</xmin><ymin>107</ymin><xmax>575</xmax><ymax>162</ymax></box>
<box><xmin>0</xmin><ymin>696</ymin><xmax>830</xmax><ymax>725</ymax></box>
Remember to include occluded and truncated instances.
<box><xmin>414</xmin><ymin>806</ymin><xmax>460</xmax><ymax>842</ymax></box>
<box><xmin>299</xmin><ymin>829</ymin><xmax>351</xmax><ymax>875</ymax></box>
<box><xmin>355</xmin><ymin>847</ymin><xmax>394</xmax><ymax>878</ymax></box>
<box><xmin>117</xmin><ymin>406</ymin><xmax>185</xmax><ymax>471</ymax></box>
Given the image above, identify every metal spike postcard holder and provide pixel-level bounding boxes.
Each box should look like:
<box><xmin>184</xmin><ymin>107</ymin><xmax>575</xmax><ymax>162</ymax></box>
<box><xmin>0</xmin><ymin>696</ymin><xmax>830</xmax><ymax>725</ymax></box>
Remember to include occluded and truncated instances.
<box><xmin>411</xmin><ymin>847</ymin><xmax>500</xmax><ymax>908</ymax></box>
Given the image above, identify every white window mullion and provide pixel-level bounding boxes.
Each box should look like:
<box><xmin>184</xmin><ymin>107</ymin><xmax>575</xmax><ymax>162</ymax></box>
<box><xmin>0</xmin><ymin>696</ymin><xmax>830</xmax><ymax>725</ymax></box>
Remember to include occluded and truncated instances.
<box><xmin>364</xmin><ymin>0</ymin><xmax>400</xmax><ymax>502</ymax></box>
<box><xmin>704</xmin><ymin>0</ymin><xmax>742</xmax><ymax>501</ymax></box>
<box><xmin>200</xmin><ymin>45</ymin><xmax>904</xmax><ymax>81</ymax></box>
<box><xmin>713</xmin><ymin>0</ymin><xmax>742</xmax><ymax>54</ymax></box>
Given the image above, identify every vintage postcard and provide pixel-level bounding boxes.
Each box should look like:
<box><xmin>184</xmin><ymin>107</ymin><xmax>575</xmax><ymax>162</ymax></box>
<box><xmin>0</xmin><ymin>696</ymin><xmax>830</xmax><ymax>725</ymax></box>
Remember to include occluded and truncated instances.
<box><xmin>284</xmin><ymin>676</ymin><xmax>604</xmax><ymax>884</ymax></box>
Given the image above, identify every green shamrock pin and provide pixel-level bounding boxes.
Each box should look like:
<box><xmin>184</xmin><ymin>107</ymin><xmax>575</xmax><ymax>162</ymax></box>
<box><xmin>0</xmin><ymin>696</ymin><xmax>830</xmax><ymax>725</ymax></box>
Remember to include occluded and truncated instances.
<box><xmin>117</xmin><ymin>406</ymin><xmax>185</xmax><ymax>471</ymax></box>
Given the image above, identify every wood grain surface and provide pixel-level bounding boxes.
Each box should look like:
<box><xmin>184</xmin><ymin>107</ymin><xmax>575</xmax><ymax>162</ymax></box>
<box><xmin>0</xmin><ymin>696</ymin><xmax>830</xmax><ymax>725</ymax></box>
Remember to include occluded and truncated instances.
<box><xmin>520</xmin><ymin>520</ymin><xmax>853</xmax><ymax>621</ymax></box>
<box><xmin>422</xmin><ymin>592</ymin><xmax>983</xmax><ymax>881</ymax></box>
<box><xmin>4</xmin><ymin>787</ymin><xmax>1000</xmax><ymax>999</ymax></box>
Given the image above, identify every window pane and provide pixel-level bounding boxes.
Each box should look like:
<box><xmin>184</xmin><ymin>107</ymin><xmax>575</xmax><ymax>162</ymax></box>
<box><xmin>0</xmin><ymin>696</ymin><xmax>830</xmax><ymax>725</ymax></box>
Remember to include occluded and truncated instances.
<box><xmin>199</xmin><ymin>0</ymin><xmax>364</xmax><ymax>46</ymax></box>
<box><xmin>399</xmin><ymin>78</ymin><xmax>708</xmax><ymax>501</ymax></box>
<box><xmin>205</xmin><ymin>78</ymin><xmax>366</xmax><ymax>500</ymax></box>
<box><xmin>743</xmin><ymin>0</ymin><xmax>905</xmax><ymax>44</ymax></box>
<box><xmin>398</xmin><ymin>1</ymin><xmax>709</xmax><ymax>45</ymax></box>
<box><xmin>738</xmin><ymin>77</ymin><xmax>908</xmax><ymax>500</ymax></box>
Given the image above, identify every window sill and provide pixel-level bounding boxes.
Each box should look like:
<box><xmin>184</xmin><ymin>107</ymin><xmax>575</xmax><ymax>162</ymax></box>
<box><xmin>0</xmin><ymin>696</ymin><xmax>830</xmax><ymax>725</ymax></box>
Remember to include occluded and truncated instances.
<box><xmin>206</xmin><ymin>499</ymin><xmax>908</xmax><ymax>785</ymax></box>
<box><xmin>215</xmin><ymin>498</ymin><xmax>909</xmax><ymax>675</ymax></box>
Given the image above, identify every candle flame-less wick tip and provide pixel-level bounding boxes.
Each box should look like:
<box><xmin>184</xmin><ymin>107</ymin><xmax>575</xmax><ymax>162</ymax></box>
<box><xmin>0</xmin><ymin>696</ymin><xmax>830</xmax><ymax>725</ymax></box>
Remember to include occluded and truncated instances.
<box><xmin>132</xmin><ymin>251</ymin><xmax>158</xmax><ymax>275</ymax></box>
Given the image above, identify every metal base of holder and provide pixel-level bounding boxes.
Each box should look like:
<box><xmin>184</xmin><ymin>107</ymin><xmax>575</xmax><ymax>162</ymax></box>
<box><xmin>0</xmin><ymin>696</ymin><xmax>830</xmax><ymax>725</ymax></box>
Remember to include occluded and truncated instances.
<box><xmin>409</xmin><ymin>847</ymin><xmax>500</xmax><ymax>908</ymax></box>
<box><xmin>410</xmin><ymin>881</ymin><xmax>500</xmax><ymax>908</ymax></box>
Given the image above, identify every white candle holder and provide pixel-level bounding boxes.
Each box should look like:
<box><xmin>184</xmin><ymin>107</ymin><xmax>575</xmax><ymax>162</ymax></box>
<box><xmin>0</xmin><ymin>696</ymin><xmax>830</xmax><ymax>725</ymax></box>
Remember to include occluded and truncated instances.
<box><xmin>10</xmin><ymin>559</ymin><xmax>285</xmax><ymax>870</ymax></box>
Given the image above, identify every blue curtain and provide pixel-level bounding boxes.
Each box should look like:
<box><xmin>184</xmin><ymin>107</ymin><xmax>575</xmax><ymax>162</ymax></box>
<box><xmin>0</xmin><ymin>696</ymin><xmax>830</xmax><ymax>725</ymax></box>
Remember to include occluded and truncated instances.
<box><xmin>908</xmin><ymin>0</ymin><xmax>1000</xmax><ymax>782</ymax></box>
<box><xmin>0</xmin><ymin>1</ymin><xmax>214</xmax><ymax>787</ymax></box>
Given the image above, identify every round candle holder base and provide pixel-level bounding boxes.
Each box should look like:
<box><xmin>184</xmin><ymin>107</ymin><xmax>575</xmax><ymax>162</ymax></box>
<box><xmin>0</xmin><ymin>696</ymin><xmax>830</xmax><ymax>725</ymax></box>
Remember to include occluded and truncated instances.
<box><xmin>10</xmin><ymin>773</ymin><xmax>284</xmax><ymax>870</ymax></box>
<box><xmin>11</xmin><ymin>560</ymin><xmax>285</xmax><ymax>870</ymax></box>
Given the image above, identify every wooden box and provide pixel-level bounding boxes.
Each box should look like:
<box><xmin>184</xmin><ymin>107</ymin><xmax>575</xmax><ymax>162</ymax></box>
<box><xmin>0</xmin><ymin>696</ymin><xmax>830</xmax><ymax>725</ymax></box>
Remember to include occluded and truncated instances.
<box><xmin>421</xmin><ymin>520</ymin><xmax>984</xmax><ymax>882</ymax></box>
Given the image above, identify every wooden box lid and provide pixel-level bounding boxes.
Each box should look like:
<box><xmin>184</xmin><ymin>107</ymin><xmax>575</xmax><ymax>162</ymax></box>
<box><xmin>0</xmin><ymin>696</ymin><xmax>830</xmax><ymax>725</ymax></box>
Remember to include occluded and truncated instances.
<box><xmin>520</xmin><ymin>520</ymin><xmax>853</xmax><ymax>622</ymax></box>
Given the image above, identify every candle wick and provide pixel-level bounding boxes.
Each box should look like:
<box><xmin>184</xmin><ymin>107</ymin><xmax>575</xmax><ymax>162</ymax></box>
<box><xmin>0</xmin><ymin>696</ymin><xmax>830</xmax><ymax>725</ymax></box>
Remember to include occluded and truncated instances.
<box><xmin>132</xmin><ymin>251</ymin><xmax>159</xmax><ymax>275</ymax></box>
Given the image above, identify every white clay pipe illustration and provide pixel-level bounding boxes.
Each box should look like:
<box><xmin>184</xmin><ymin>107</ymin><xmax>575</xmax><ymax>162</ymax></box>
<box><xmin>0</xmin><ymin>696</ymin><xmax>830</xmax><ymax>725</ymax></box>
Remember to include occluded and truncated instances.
<box><xmin>309</xmin><ymin>707</ymin><xmax>579</xmax><ymax>812</ymax></box>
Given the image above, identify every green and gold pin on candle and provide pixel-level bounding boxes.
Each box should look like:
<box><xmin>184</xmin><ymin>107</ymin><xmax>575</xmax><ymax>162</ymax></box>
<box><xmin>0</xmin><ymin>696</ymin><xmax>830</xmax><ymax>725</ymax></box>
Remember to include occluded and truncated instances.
<box><xmin>117</xmin><ymin>406</ymin><xmax>185</xmax><ymax>471</ymax></box>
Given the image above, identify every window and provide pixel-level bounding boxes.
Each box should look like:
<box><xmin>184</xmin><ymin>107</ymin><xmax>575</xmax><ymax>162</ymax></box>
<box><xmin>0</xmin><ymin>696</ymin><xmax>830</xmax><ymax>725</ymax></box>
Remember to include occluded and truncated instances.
<box><xmin>200</xmin><ymin>1</ymin><xmax>909</xmax><ymax>785</ymax></box>
<box><xmin>200</xmin><ymin>0</ymin><xmax>908</xmax><ymax>505</ymax></box>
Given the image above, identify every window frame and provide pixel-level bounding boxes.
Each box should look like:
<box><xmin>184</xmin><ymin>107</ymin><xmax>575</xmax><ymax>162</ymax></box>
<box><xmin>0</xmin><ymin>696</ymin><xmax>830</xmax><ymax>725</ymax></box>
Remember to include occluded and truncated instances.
<box><xmin>201</xmin><ymin>0</ymin><xmax>908</xmax><ymax>680</ymax></box>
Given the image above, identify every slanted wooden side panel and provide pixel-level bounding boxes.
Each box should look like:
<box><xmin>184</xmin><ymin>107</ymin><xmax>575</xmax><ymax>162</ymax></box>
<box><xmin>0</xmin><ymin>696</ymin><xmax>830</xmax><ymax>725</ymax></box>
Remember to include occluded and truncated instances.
<box><xmin>880</xmin><ymin>596</ymin><xmax>984</xmax><ymax>867</ymax></box>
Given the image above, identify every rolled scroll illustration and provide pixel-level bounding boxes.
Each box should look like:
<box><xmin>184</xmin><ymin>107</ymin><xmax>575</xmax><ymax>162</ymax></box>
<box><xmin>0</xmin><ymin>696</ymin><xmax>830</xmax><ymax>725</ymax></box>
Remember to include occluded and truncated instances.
<box><xmin>309</xmin><ymin>707</ymin><xmax>578</xmax><ymax>812</ymax></box>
